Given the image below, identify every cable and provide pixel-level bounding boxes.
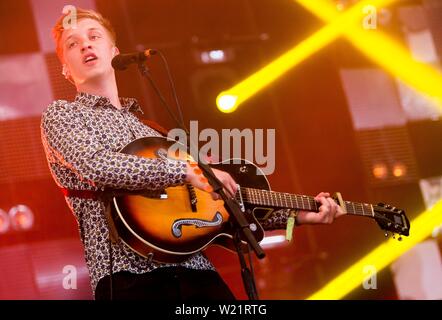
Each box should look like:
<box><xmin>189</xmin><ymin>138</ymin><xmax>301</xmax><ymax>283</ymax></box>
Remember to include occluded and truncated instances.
<box><xmin>156</xmin><ymin>50</ymin><xmax>187</xmax><ymax>131</ymax></box>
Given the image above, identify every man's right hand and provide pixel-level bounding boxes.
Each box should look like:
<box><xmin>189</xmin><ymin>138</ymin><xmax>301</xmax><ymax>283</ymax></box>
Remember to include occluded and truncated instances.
<box><xmin>185</xmin><ymin>162</ymin><xmax>237</xmax><ymax>201</ymax></box>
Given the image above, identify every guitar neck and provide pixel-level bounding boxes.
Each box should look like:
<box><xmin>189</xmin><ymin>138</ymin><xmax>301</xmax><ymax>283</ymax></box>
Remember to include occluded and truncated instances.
<box><xmin>238</xmin><ymin>187</ymin><xmax>375</xmax><ymax>218</ymax></box>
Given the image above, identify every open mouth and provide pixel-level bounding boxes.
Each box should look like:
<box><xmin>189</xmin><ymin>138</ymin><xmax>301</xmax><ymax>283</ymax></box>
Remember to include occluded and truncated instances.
<box><xmin>83</xmin><ymin>53</ymin><xmax>98</xmax><ymax>64</ymax></box>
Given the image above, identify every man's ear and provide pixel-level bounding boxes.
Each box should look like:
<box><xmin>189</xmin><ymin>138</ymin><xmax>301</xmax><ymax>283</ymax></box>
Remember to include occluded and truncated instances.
<box><xmin>62</xmin><ymin>64</ymin><xmax>70</xmax><ymax>78</ymax></box>
<box><xmin>113</xmin><ymin>47</ymin><xmax>120</xmax><ymax>56</ymax></box>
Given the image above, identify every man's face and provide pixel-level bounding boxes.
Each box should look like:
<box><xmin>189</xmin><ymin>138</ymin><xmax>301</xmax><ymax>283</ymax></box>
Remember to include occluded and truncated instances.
<box><xmin>61</xmin><ymin>18</ymin><xmax>117</xmax><ymax>84</ymax></box>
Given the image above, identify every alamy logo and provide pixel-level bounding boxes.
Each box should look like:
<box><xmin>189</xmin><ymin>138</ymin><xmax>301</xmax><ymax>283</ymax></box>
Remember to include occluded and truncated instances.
<box><xmin>363</xmin><ymin>5</ymin><xmax>377</xmax><ymax>30</ymax></box>
<box><xmin>62</xmin><ymin>265</ymin><xmax>77</xmax><ymax>290</ymax></box>
<box><xmin>168</xmin><ymin>121</ymin><xmax>276</xmax><ymax>175</ymax></box>
<box><xmin>62</xmin><ymin>5</ymin><xmax>78</xmax><ymax>30</ymax></box>
<box><xmin>362</xmin><ymin>265</ymin><xmax>377</xmax><ymax>290</ymax></box>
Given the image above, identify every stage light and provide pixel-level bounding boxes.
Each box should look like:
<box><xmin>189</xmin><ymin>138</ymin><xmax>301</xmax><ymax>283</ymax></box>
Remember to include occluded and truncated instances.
<box><xmin>296</xmin><ymin>0</ymin><xmax>442</xmax><ymax>110</ymax></box>
<box><xmin>201</xmin><ymin>50</ymin><xmax>226</xmax><ymax>64</ymax></box>
<box><xmin>308</xmin><ymin>199</ymin><xmax>442</xmax><ymax>300</ymax></box>
<box><xmin>0</xmin><ymin>209</ymin><xmax>10</xmax><ymax>234</ymax></box>
<box><xmin>216</xmin><ymin>0</ymin><xmax>398</xmax><ymax>111</ymax></box>
<box><xmin>9</xmin><ymin>205</ymin><xmax>34</xmax><ymax>231</ymax></box>
<box><xmin>197</xmin><ymin>48</ymin><xmax>234</xmax><ymax>65</ymax></box>
<box><xmin>216</xmin><ymin>94</ymin><xmax>238</xmax><ymax>113</ymax></box>
<box><xmin>392</xmin><ymin>162</ymin><xmax>407</xmax><ymax>178</ymax></box>
<box><xmin>372</xmin><ymin>163</ymin><xmax>388</xmax><ymax>179</ymax></box>
<box><xmin>260</xmin><ymin>235</ymin><xmax>287</xmax><ymax>247</ymax></box>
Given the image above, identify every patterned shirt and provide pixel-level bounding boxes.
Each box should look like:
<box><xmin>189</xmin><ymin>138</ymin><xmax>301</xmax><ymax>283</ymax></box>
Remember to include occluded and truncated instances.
<box><xmin>40</xmin><ymin>92</ymin><xmax>290</xmax><ymax>295</ymax></box>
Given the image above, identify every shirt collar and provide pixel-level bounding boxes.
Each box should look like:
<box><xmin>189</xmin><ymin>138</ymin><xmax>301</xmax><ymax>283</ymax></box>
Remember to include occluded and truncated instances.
<box><xmin>74</xmin><ymin>92</ymin><xmax>144</xmax><ymax>114</ymax></box>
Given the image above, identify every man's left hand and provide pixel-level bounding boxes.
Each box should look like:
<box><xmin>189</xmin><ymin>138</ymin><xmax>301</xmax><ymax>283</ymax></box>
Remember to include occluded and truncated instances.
<box><xmin>296</xmin><ymin>192</ymin><xmax>346</xmax><ymax>225</ymax></box>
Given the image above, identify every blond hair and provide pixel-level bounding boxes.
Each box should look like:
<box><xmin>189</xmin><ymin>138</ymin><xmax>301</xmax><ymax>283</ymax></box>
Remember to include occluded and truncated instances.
<box><xmin>52</xmin><ymin>7</ymin><xmax>116</xmax><ymax>62</ymax></box>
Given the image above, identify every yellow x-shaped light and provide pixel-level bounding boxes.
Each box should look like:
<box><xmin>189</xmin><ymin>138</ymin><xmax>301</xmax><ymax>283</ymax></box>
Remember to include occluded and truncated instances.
<box><xmin>216</xmin><ymin>0</ymin><xmax>399</xmax><ymax>112</ymax></box>
<box><xmin>217</xmin><ymin>0</ymin><xmax>442</xmax><ymax>112</ymax></box>
<box><xmin>308</xmin><ymin>199</ymin><xmax>442</xmax><ymax>300</ymax></box>
<box><xmin>297</xmin><ymin>0</ymin><xmax>442</xmax><ymax>110</ymax></box>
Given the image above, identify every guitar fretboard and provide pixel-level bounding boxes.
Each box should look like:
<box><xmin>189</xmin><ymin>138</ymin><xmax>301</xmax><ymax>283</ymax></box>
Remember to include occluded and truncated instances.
<box><xmin>236</xmin><ymin>187</ymin><xmax>374</xmax><ymax>217</ymax></box>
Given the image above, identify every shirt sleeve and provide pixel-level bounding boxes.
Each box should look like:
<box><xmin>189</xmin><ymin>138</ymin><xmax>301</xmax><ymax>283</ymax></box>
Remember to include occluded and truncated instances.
<box><xmin>258</xmin><ymin>209</ymin><xmax>292</xmax><ymax>231</ymax></box>
<box><xmin>41</xmin><ymin>101</ymin><xmax>187</xmax><ymax>191</ymax></box>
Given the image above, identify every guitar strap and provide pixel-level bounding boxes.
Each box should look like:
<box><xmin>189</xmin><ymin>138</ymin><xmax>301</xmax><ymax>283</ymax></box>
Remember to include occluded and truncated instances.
<box><xmin>59</xmin><ymin>187</ymin><xmax>119</xmax><ymax>243</ymax></box>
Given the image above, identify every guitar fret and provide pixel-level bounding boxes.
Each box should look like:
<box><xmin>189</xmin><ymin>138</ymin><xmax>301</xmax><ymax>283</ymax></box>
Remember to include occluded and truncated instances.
<box><xmin>364</xmin><ymin>203</ymin><xmax>374</xmax><ymax>217</ymax></box>
<box><xmin>357</xmin><ymin>203</ymin><xmax>364</xmax><ymax>216</ymax></box>
<box><xmin>309</xmin><ymin>197</ymin><xmax>315</xmax><ymax>211</ymax></box>
<box><xmin>359</xmin><ymin>203</ymin><xmax>365</xmax><ymax>216</ymax></box>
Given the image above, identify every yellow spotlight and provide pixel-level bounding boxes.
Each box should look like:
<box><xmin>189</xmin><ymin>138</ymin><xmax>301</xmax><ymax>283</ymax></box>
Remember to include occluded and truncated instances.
<box><xmin>308</xmin><ymin>199</ymin><xmax>442</xmax><ymax>300</ymax></box>
<box><xmin>392</xmin><ymin>162</ymin><xmax>407</xmax><ymax>178</ymax></box>
<box><xmin>217</xmin><ymin>93</ymin><xmax>238</xmax><ymax>113</ymax></box>
<box><xmin>372</xmin><ymin>162</ymin><xmax>388</xmax><ymax>179</ymax></box>
<box><xmin>217</xmin><ymin>0</ymin><xmax>398</xmax><ymax>111</ymax></box>
<box><xmin>296</xmin><ymin>0</ymin><xmax>442</xmax><ymax>109</ymax></box>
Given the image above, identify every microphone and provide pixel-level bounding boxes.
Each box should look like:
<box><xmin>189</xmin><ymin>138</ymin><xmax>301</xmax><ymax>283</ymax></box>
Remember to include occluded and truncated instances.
<box><xmin>111</xmin><ymin>49</ymin><xmax>157</xmax><ymax>71</ymax></box>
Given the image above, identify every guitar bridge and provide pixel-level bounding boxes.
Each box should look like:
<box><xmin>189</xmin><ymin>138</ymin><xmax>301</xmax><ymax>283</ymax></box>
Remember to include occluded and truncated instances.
<box><xmin>186</xmin><ymin>184</ymin><xmax>198</xmax><ymax>212</ymax></box>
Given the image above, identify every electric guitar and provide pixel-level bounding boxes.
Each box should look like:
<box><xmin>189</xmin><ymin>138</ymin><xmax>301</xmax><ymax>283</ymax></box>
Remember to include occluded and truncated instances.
<box><xmin>109</xmin><ymin>136</ymin><xmax>410</xmax><ymax>263</ymax></box>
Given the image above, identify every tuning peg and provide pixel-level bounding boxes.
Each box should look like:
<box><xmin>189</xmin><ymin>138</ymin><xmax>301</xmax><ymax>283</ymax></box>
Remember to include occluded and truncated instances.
<box><xmin>398</xmin><ymin>236</ymin><xmax>402</xmax><ymax>241</ymax></box>
<box><xmin>392</xmin><ymin>234</ymin><xmax>396</xmax><ymax>239</ymax></box>
<box><xmin>384</xmin><ymin>232</ymin><xmax>389</xmax><ymax>238</ymax></box>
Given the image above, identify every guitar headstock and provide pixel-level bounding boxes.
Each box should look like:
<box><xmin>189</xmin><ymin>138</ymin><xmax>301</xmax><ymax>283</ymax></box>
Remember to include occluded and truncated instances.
<box><xmin>373</xmin><ymin>203</ymin><xmax>410</xmax><ymax>239</ymax></box>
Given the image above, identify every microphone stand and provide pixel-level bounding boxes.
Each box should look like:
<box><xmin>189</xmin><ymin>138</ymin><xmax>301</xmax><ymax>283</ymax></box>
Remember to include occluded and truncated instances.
<box><xmin>137</xmin><ymin>62</ymin><xmax>265</xmax><ymax>300</ymax></box>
